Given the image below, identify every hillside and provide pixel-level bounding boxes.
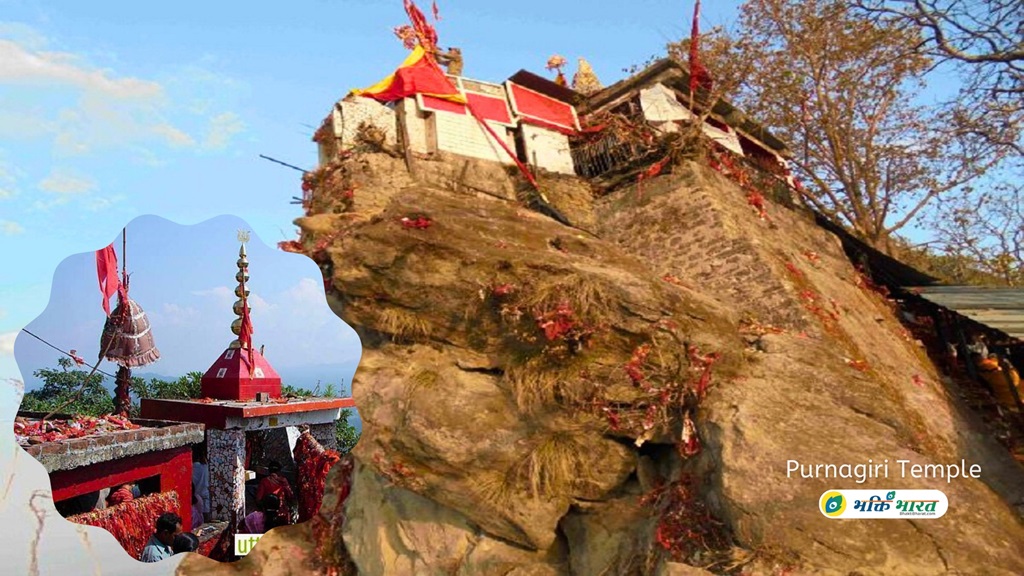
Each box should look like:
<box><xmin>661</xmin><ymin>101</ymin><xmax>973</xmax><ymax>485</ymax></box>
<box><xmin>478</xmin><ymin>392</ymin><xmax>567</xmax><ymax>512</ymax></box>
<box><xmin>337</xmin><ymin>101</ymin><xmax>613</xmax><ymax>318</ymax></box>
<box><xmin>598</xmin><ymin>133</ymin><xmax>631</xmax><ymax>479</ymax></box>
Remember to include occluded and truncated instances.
<box><xmin>178</xmin><ymin>150</ymin><xmax>1024</xmax><ymax>576</ymax></box>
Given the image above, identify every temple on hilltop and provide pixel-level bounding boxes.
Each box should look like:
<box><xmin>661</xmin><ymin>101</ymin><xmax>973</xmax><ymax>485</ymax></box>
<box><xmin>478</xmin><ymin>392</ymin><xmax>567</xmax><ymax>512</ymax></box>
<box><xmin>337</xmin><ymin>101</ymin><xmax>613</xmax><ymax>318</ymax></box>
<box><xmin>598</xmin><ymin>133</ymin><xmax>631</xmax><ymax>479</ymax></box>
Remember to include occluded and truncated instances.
<box><xmin>141</xmin><ymin>232</ymin><xmax>354</xmax><ymax>527</ymax></box>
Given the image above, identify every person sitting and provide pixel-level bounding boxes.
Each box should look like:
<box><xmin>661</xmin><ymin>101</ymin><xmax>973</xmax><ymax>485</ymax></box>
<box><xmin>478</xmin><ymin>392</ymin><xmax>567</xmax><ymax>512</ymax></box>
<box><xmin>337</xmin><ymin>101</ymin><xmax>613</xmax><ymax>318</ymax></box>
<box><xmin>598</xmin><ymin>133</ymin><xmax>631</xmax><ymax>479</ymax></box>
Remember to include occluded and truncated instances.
<box><xmin>172</xmin><ymin>532</ymin><xmax>200</xmax><ymax>554</ymax></box>
<box><xmin>106</xmin><ymin>483</ymin><xmax>134</xmax><ymax>507</ymax></box>
<box><xmin>240</xmin><ymin>494</ymin><xmax>284</xmax><ymax>534</ymax></box>
<box><xmin>976</xmin><ymin>352</ymin><xmax>1022</xmax><ymax>413</ymax></box>
<box><xmin>140</xmin><ymin>512</ymin><xmax>182</xmax><ymax>563</ymax></box>
<box><xmin>256</xmin><ymin>461</ymin><xmax>295</xmax><ymax>525</ymax></box>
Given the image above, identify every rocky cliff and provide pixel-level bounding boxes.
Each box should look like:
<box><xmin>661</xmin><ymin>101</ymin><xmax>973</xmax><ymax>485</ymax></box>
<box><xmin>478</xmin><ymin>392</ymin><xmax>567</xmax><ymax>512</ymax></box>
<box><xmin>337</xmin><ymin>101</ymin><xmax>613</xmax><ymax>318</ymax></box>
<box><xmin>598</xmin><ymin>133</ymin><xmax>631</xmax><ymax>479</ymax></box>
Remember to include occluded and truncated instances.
<box><xmin>178</xmin><ymin>150</ymin><xmax>1024</xmax><ymax>576</ymax></box>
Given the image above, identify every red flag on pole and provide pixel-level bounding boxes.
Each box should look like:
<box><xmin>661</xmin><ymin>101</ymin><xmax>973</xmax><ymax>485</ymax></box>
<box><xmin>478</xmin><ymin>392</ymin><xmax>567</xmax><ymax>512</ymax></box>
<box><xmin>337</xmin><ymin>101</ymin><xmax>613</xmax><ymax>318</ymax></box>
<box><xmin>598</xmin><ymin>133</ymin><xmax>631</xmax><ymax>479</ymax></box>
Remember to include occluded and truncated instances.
<box><xmin>404</xmin><ymin>0</ymin><xmax>438</xmax><ymax>55</ymax></box>
<box><xmin>239</xmin><ymin>298</ymin><xmax>255</xmax><ymax>379</ymax></box>
<box><xmin>96</xmin><ymin>244</ymin><xmax>120</xmax><ymax>316</ymax></box>
<box><xmin>689</xmin><ymin>0</ymin><xmax>712</xmax><ymax>94</ymax></box>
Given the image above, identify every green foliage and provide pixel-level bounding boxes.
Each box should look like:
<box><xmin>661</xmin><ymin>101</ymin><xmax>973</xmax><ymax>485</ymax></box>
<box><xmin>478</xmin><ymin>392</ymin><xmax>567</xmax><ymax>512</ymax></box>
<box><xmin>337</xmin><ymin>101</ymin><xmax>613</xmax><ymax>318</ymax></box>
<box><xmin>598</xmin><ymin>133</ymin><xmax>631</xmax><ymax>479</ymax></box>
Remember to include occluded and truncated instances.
<box><xmin>336</xmin><ymin>408</ymin><xmax>360</xmax><ymax>454</ymax></box>
<box><xmin>131</xmin><ymin>371</ymin><xmax>203</xmax><ymax>401</ymax></box>
<box><xmin>283</xmin><ymin>380</ymin><xmax>360</xmax><ymax>453</ymax></box>
<box><xmin>129</xmin><ymin>371</ymin><xmax>203</xmax><ymax>417</ymax></box>
<box><xmin>282</xmin><ymin>383</ymin><xmax>315</xmax><ymax>397</ymax></box>
<box><xmin>20</xmin><ymin>357</ymin><xmax>111</xmax><ymax>417</ymax></box>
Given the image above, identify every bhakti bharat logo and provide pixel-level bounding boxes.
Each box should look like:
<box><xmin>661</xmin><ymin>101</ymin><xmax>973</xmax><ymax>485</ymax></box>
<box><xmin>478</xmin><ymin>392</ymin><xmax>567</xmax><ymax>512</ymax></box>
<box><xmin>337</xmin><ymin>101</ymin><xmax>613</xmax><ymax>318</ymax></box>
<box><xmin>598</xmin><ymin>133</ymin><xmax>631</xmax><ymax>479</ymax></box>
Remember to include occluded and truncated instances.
<box><xmin>818</xmin><ymin>490</ymin><xmax>948</xmax><ymax>519</ymax></box>
<box><xmin>820</xmin><ymin>491</ymin><xmax>846</xmax><ymax>517</ymax></box>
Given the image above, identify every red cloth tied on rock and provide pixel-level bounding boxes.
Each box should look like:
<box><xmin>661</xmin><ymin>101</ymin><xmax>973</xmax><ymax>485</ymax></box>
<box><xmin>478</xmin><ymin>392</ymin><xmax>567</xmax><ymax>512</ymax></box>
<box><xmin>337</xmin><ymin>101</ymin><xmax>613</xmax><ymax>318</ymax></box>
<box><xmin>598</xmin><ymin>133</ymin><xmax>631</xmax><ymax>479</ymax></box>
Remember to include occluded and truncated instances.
<box><xmin>292</xmin><ymin>431</ymin><xmax>342</xmax><ymax>523</ymax></box>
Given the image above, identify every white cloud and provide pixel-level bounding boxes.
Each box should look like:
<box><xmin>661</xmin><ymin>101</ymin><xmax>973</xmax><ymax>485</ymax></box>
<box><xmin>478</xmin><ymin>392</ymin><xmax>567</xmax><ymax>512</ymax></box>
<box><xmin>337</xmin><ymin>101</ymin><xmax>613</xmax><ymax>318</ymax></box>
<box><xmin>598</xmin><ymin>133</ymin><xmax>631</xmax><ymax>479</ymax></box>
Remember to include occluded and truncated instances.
<box><xmin>152</xmin><ymin>123</ymin><xmax>196</xmax><ymax>148</ymax></box>
<box><xmin>0</xmin><ymin>21</ymin><xmax>51</xmax><ymax>51</ymax></box>
<box><xmin>286</xmin><ymin>277</ymin><xmax>326</xmax><ymax>306</ymax></box>
<box><xmin>38</xmin><ymin>167</ymin><xmax>96</xmax><ymax>194</ymax></box>
<box><xmin>0</xmin><ymin>25</ymin><xmax>249</xmax><ymax>163</ymax></box>
<box><xmin>248</xmin><ymin>294</ymin><xmax>273</xmax><ymax>312</ymax></box>
<box><xmin>156</xmin><ymin>303</ymin><xmax>200</xmax><ymax>326</ymax></box>
<box><xmin>84</xmin><ymin>194</ymin><xmax>125</xmax><ymax>212</ymax></box>
<box><xmin>0</xmin><ymin>151</ymin><xmax>24</xmax><ymax>199</ymax></box>
<box><xmin>203</xmin><ymin>112</ymin><xmax>245</xmax><ymax>151</ymax></box>
<box><xmin>0</xmin><ymin>39</ymin><xmax>163</xmax><ymax>99</ymax></box>
<box><xmin>191</xmin><ymin>286</ymin><xmax>233</xmax><ymax>299</ymax></box>
<box><xmin>1</xmin><ymin>220</ymin><xmax>24</xmax><ymax>235</ymax></box>
<box><xmin>0</xmin><ymin>331</ymin><xmax>17</xmax><ymax>356</ymax></box>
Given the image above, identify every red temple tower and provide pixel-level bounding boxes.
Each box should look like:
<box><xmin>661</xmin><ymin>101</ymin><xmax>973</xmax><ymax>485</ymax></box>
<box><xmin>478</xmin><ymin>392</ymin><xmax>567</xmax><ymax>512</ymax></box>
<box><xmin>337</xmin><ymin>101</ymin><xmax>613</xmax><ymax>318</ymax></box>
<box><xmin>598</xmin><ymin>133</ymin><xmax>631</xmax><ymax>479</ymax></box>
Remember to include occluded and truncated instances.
<box><xmin>201</xmin><ymin>234</ymin><xmax>282</xmax><ymax>401</ymax></box>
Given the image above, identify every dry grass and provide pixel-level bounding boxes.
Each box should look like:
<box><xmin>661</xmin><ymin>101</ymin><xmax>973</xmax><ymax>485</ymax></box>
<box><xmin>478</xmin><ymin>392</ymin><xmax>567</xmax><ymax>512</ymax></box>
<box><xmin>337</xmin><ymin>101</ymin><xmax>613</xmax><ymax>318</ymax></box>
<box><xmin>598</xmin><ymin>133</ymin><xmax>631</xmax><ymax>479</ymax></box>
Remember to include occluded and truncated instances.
<box><xmin>518</xmin><ymin>272</ymin><xmax>615</xmax><ymax>323</ymax></box>
<box><xmin>402</xmin><ymin>369</ymin><xmax>442</xmax><ymax>414</ymax></box>
<box><xmin>378</xmin><ymin>307</ymin><xmax>430</xmax><ymax>342</ymax></box>
<box><xmin>473</xmin><ymin>469</ymin><xmax>519</xmax><ymax>508</ymax></box>
<box><xmin>504</xmin><ymin>357</ymin><xmax>592</xmax><ymax>414</ymax></box>
<box><xmin>515</xmin><ymin>429</ymin><xmax>589</xmax><ymax>500</ymax></box>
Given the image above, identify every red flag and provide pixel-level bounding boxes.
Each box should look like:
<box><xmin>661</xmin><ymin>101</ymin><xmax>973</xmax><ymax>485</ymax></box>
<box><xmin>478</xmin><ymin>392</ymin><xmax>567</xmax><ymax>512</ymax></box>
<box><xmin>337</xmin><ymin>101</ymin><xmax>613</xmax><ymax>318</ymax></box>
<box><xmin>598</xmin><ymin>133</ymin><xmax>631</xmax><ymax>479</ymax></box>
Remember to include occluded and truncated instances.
<box><xmin>689</xmin><ymin>0</ymin><xmax>712</xmax><ymax>94</ymax></box>
<box><xmin>239</xmin><ymin>298</ymin><xmax>255</xmax><ymax>379</ymax></box>
<box><xmin>239</xmin><ymin>299</ymin><xmax>254</xmax><ymax>350</ymax></box>
<box><xmin>350</xmin><ymin>46</ymin><xmax>462</xmax><ymax>103</ymax></box>
<box><xmin>404</xmin><ymin>0</ymin><xmax>438</xmax><ymax>54</ymax></box>
<box><xmin>432</xmin><ymin>0</ymin><xmax>440</xmax><ymax>21</ymax></box>
<box><xmin>96</xmin><ymin>244</ymin><xmax>120</xmax><ymax>316</ymax></box>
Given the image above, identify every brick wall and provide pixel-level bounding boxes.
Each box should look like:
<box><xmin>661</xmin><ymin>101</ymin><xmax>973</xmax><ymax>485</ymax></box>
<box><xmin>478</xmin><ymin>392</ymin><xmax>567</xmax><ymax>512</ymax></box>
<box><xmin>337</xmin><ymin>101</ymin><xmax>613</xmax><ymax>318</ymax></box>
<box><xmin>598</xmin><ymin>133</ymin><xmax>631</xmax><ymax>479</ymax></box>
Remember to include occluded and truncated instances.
<box><xmin>398</xmin><ymin>98</ymin><xmax>432</xmax><ymax>154</ymax></box>
<box><xmin>431</xmin><ymin>110</ymin><xmax>514</xmax><ymax>164</ymax></box>
<box><xmin>596</xmin><ymin>170</ymin><xmax>808</xmax><ymax>329</ymax></box>
<box><xmin>522</xmin><ymin>124</ymin><xmax>574</xmax><ymax>175</ymax></box>
<box><xmin>331</xmin><ymin>99</ymin><xmax>398</xmax><ymax>151</ymax></box>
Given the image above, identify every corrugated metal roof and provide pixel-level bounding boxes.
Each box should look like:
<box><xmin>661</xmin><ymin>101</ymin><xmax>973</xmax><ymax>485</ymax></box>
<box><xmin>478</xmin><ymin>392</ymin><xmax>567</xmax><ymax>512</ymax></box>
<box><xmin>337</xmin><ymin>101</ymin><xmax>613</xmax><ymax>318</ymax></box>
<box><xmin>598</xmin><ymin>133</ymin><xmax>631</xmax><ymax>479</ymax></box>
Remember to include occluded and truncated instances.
<box><xmin>907</xmin><ymin>286</ymin><xmax>1024</xmax><ymax>340</ymax></box>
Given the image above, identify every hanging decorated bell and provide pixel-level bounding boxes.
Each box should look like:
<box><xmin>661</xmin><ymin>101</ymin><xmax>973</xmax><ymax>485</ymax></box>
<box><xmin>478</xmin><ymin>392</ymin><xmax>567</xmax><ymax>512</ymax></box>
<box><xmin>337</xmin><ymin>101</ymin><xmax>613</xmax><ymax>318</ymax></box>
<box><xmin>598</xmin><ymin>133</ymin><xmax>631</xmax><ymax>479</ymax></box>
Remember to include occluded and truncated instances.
<box><xmin>100</xmin><ymin>296</ymin><xmax>160</xmax><ymax>368</ymax></box>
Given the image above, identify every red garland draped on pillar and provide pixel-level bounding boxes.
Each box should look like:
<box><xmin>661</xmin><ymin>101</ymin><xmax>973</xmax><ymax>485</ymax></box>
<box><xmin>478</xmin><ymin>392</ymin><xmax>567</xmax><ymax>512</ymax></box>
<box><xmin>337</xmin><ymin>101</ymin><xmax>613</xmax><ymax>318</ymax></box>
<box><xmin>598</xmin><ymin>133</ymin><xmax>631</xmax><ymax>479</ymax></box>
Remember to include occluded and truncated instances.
<box><xmin>67</xmin><ymin>491</ymin><xmax>180</xmax><ymax>560</ymax></box>
<box><xmin>293</xmin><ymin>431</ymin><xmax>342</xmax><ymax>523</ymax></box>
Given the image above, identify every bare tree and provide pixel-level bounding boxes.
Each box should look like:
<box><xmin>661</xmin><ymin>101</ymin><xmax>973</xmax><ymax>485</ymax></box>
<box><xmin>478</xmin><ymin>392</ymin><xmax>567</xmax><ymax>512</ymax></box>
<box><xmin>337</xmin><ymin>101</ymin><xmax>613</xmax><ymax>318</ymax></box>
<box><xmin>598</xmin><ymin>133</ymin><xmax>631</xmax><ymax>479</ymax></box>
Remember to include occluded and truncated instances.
<box><xmin>926</xmin><ymin>179</ymin><xmax>1023</xmax><ymax>286</ymax></box>
<box><xmin>851</xmin><ymin>0</ymin><xmax>1022</xmax><ymax>153</ymax></box>
<box><xmin>670</xmin><ymin>0</ymin><xmax>1005</xmax><ymax>252</ymax></box>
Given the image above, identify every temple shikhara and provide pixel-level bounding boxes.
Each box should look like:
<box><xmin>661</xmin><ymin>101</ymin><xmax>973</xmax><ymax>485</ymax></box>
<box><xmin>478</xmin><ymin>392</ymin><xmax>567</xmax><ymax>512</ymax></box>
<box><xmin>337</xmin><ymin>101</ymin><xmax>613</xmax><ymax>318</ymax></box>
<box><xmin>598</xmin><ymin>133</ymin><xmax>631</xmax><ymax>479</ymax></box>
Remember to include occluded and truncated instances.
<box><xmin>16</xmin><ymin>229</ymin><xmax>354</xmax><ymax>562</ymax></box>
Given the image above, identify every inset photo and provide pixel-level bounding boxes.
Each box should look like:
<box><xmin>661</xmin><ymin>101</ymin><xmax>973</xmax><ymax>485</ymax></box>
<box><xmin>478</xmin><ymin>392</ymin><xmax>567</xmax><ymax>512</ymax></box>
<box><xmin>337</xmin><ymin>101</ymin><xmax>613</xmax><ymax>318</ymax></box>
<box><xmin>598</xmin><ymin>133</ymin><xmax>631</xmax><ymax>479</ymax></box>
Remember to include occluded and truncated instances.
<box><xmin>13</xmin><ymin>214</ymin><xmax>361</xmax><ymax>563</ymax></box>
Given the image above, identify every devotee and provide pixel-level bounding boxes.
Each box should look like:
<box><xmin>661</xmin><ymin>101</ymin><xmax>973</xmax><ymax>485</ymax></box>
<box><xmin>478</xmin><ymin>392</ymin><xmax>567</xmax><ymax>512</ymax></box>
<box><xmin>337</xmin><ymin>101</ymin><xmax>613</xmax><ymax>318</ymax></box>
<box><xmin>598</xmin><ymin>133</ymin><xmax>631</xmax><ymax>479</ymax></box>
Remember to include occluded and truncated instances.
<box><xmin>190</xmin><ymin>489</ymin><xmax>204</xmax><ymax>530</ymax></box>
<box><xmin>172</xmin><ymin>532</ymin><xmax>200</xmax><ymax>554</ymax></box>
<box><xmin>256</xmin><ymin>461</ymin><xmax>295</xmax><ymax>524</ymax></box>
<box><xmin>240</xmin><ymin>494</ymin><xmax>283</xmax><ymax>534</ymax></box>
<box><xmin>975</xmin><ymin>352</ymin><xmax>1023</xmax><ymax>413</ymax></box>
<box><xmin>106</xmin><ymin>483</ymin><xmax>135</xmax><ymax>507</ymax></box>
<box><xmin>140</xmin><ymin>512</ymin><xmax>182</xmax><ymax>563</ymax></box>
<box><xmin>192</xmin><ymin>445</ymin><xmax>211</xmax><ymax>522</ymax></box>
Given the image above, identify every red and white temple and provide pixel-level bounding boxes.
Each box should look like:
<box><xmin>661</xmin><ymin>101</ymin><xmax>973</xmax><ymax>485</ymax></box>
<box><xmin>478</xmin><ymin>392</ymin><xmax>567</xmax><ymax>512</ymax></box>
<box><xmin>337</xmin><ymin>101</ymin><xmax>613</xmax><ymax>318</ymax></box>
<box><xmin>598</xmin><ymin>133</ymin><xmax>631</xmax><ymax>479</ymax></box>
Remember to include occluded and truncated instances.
<box><xmin>142</xmin><ymin>232</ymin><xmax>354</xmax><ymax>525</ymax></box>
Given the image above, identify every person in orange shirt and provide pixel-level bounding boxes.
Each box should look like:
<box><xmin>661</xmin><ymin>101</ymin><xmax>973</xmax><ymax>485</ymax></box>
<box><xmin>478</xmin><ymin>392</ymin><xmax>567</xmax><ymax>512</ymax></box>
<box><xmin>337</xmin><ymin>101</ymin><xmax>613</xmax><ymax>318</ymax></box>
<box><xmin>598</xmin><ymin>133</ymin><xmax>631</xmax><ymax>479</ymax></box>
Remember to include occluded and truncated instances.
<box><xmin>975</xmin><ymin>353</ymin><xmax>1022</xmax><ymax>413</ymax></box>
<box><xmin>256</xmin><ymin>461</ymin><xmax>294</xmax><ymax>524</ymax></box>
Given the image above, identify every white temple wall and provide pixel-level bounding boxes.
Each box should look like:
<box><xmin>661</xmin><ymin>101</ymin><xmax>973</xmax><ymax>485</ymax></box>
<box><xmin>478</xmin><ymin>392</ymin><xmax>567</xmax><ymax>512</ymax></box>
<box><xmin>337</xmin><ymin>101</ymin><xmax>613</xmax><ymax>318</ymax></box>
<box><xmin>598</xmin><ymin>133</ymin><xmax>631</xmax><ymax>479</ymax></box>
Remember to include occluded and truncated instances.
<box><xmin>521</xmin><ymin>123</ymin><xmax>574</xmax><ymax>175</ymax></box>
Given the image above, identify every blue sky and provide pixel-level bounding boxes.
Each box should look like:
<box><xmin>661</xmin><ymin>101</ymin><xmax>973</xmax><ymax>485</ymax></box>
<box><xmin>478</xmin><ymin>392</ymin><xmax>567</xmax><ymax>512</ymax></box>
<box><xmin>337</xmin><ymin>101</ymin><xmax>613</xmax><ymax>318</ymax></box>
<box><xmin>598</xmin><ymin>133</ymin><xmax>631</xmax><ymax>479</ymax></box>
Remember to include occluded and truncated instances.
<box><xmin>0</xmin><ymin>0</ymin><xmax>745</xmax><ymax>383</ymax></box>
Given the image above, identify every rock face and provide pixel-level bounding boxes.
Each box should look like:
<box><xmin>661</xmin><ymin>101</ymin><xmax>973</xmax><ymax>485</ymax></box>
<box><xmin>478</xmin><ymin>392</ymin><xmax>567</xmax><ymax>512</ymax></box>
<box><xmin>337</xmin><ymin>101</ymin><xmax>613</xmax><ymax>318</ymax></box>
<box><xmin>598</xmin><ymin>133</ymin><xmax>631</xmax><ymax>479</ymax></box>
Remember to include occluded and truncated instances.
<box><xmin>185</xmin><ymin>151</ymin><xmax>1024</xmax><ymax>576</ymax></box>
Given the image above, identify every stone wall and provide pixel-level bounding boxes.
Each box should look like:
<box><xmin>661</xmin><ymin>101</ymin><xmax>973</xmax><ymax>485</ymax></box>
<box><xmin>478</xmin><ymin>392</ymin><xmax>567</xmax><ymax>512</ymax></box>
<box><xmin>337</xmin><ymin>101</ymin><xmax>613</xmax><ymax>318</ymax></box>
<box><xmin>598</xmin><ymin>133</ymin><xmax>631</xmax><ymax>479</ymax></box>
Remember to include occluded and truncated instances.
<box><xmin>323</xmin><ymin>98</ymin><xmax>398</xmax><ymax>164</ymax></box>
<box><xmin>309</xmin><ymin>423</ymin><xmax>339</xmax><ymax>453</ymax></box>
<box><xmin>207</xmin><ymin>428</ymin><xmax>246</xmax><ymax>523</ymax></box>
<box><xmin>596</xmin><ymin>167</ymin><xmax>809</xmax><ymax>330</ymax></box>
<box><xmin>22</xmin><ymin>419</ymin><xmax>204</xmax><ymax>473</ymax></box>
